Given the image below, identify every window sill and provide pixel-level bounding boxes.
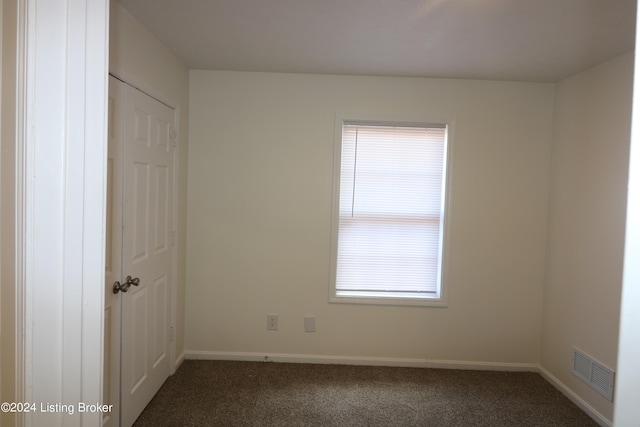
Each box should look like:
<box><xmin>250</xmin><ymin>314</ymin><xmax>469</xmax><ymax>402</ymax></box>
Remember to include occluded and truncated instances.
<box><xmin>329</xmin><ymin>293</ymin><xmax>447</xmax><ymax>308</ymax></box>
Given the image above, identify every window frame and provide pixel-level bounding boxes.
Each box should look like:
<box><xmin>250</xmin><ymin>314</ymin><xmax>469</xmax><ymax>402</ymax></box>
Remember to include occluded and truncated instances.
<box><xmin>329</xmin><ymin>113</ymin><xmax>453</xmax><ymax>307</ymax></box>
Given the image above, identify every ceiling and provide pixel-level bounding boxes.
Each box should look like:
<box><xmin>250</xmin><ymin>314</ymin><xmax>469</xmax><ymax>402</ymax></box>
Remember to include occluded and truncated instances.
<box><xmin>118</xmin><ymin>0</ymin><xmax>637</xmax><ymax>83</ymax></box>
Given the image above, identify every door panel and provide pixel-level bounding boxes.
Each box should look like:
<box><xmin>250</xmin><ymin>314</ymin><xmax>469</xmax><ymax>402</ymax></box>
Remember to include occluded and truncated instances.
<box><xmin>154</xmin><ymin>165</ymin><xmax>170</xmax><ymax>252</ymax></box>
<box><xmin>132</xmin><ymin>161</ymin><xmax>150</xmax><ymax>263</ymax></box>
<box><xmin>120</xmin><ymin>82</ymin><xmax>175</xmax><ymax>427</ymax></box>
<box><xmin>152</xmin><ymin>274</ymin><xmax>169</xmax><ymax>367</ymax></box>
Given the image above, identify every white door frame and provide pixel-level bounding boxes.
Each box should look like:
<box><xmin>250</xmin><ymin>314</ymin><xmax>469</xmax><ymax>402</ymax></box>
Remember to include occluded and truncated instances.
<box><xmin>14</xmin><ymin>0</ymin><xmax>109</xmax><ymax>426</ymax></box>
<box><xmin>614</xmin><ymin>4</ymin><xmax>640</xmax><ymax>425</ymax></box>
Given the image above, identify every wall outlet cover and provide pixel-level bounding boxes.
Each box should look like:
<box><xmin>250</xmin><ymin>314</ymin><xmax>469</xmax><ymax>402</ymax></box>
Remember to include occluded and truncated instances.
<box><xmin>304</xmin><ymin>316</ymin><xmax>316</xmax><ymax>332</ymax></box>
<box><xmin>267</xmin><ymin>314</ymin><xmax>278</xmax><ymax>331</ymax></box>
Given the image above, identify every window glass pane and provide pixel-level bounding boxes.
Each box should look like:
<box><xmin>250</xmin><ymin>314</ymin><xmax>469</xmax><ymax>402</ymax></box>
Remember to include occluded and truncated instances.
<box><xmin>335</xmin><ymin>123</ymin><xmax>447</xmax><ymax>300</ymax></box>
<box><xmin>336</xmin><ymin>219</ymin><xmax>440</xmax><ymax>293</ymax></box>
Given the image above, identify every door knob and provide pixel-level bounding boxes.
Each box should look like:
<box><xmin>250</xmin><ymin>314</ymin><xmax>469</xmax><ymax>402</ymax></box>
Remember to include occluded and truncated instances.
<box><xmin>113</xmin><ymin>276</ymin><xmax>140</xmax><ymax>294</ymax></box>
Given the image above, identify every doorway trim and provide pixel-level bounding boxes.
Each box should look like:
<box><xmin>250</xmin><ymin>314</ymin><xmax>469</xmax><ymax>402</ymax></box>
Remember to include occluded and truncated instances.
<box><xmin>15</xmin><ymin>0</ymin><xmax>109</xmax><ymax>425</ymax></box>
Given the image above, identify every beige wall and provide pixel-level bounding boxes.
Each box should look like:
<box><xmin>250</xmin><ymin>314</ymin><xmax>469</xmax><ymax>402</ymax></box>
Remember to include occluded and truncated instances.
<box><xmin>110</xmin><ymin>1</ymin><xmax>190</xmax><ymax>361</ymax></box>
<box><xmin>541</xmin><ymin>52</ymin><xmax>634</xmax><ymax>421</ymax></box>
<box><xmin>186</xmin><ymin>71</ymin><xmax>554</xmax><ymax>363</ymax></box>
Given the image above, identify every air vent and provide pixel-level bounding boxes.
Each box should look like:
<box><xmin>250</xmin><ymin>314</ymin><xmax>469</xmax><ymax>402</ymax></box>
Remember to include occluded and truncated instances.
<box><xmin>571</xmin><ymin>347</ymin><xmax>615</xmax><ymax>401</ymax></box>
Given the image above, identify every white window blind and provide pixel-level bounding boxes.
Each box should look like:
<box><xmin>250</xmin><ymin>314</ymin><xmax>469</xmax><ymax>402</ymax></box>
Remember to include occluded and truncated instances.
<box><xmin>333</xmin><ymin>122</ymin><xmax>448</xmax><ymax>302</ymax></box>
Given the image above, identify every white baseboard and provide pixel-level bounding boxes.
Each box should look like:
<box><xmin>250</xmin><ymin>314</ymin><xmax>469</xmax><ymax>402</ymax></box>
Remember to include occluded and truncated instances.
<box><xmin>175</xmin><ymin>350</ymin><xmax>186</xmax><ymax>370</ymax></box>
<box><xmin>185</xmin><ymin>350</ymin><xmax>538</xmax><ymax>372</ymax></box>
<box><xmin>538</xmin><ymin>366</ymin><xmax>612</xmax><ymax>427</ymax></box>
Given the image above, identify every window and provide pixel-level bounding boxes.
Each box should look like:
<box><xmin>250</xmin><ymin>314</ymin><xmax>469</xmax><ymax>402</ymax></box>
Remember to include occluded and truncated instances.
<box><xmin>330</xmin><ymin>117</ymin><xmax>450</xmax><ymax>306</ymax></box>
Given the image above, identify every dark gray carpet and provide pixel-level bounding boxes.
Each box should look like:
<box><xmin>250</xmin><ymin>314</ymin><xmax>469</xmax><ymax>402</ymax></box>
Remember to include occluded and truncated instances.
<box><xmin>133</xmin><ymin>360</ymin><xmax>598</xmax><ymax>426</ymax></box>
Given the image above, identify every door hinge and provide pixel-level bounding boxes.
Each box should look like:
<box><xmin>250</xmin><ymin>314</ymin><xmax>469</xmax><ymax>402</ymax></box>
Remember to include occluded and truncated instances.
<box><xmin>171</xmin><ymin>231</ymin><xmax>176</xmax><ymax>246</ymax></box>
<box><xmin>170</xmin><ymin>325</ymin><xmax>174</xmax><ymax>342</ymax></box>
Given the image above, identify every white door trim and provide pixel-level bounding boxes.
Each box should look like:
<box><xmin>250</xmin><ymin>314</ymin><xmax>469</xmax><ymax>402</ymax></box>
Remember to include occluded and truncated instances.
<box><xmin>17</xmin><ymin>0</ymin><xmax>109</xmax><ymax>426</ymax></box>
<box><xmin>12</xmin><ymin>0</ymin><xmax>28</xmax><ymax>425</ymax></box>
<box><xmin>614</xmin><ymin>4</ymin><xmax>640</xmax><ymax>424</ymax></box>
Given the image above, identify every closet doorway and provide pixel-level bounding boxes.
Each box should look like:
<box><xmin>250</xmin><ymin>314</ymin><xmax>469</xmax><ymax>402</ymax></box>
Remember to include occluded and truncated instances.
<box><xmin>104</xmin><ymin>76</ymin><xmax>177</xmax><ymax>427</ymax></box>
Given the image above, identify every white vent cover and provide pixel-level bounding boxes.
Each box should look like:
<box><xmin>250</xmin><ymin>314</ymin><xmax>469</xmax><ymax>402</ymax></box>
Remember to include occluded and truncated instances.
<box><xmin>571</xmin><ymin>347</ymin><xmax>615</xmax><ymax>401</ymax></box>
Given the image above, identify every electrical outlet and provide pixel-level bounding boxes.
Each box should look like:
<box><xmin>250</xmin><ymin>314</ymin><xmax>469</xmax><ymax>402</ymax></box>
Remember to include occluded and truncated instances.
<box><xmin>267</xmin><ymin>314</ymin><xmax>278</xmax><ymax>331</ymax></box>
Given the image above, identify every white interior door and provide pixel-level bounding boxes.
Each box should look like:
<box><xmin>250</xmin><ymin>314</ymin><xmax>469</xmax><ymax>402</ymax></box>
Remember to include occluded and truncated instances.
<box><xmin>120</xmin><ymin>80</ymin><xmax>175</xmax><ymax>427</ymax></box>
<box><xmin>104</xmin><ymin>76</ymin><xmax>175</xmax><ymax>427</ymax></box>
